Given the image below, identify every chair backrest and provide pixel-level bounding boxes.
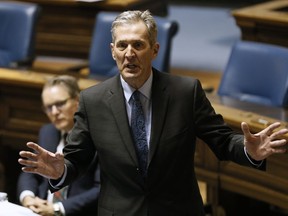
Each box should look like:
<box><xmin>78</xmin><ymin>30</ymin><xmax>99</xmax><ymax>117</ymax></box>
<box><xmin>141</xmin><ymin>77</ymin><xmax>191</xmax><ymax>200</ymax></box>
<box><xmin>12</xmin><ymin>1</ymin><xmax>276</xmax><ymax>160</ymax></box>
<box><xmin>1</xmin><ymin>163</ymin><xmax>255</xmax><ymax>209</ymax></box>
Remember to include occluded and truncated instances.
<box><xmin>89</xmin><ymin>12</ymin><xmax>117</xmax><ymax>78</ymax></box>
<box><xmin>0</xmin><ymin>1</ymin><xmax>40</xmax><ymax>68</ymax></box>
<box><xmin>217</xmin><ymin>40</ymin><xmax>288</xmax><ymax>107</ymax></box>
<box><xmin>88</xmin><ymin>11</ymin><xmax>179</xmax><ymax>78</ymax></box>
<box><xmin>153</xmin><ymin>16</ymin><xmax>179</xmax><ymax>73</ymax></box>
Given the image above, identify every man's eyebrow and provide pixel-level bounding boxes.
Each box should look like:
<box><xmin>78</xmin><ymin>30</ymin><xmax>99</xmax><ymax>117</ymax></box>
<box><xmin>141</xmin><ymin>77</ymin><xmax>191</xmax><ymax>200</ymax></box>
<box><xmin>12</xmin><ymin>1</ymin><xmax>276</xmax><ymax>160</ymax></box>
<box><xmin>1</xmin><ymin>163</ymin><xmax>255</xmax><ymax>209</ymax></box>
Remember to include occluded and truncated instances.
<box><xmin>116</xmin><ymin>39</ymin><xmax>145</xmax><ymax>43</ymax></box>
<box><xmin>115</xmin><ymin>40</ymin><xmax>127</xmax><ymax>45</ymax></box>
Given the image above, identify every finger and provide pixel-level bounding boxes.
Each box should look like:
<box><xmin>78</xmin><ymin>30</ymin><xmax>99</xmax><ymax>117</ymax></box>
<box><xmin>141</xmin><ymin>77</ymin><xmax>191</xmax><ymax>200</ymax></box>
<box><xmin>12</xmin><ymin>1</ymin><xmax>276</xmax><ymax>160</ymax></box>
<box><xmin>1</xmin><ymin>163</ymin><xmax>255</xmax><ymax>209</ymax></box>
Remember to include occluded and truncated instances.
<box><xmin>272</xmin><ymin>147</ymin><xmax>287</xmax><ymax>154</ymax></box>
<box><xmin>270</xmin><ymin>139</ymin><xmax>287</xmax><ymax>148</ymax></box>
<box><xmin>269</xmin><ymin>146</ymin><xmax>287</xmax><ymax>154</ymax></box>
<box><xmin>18</xmin><ymin>143</ymin><xmax>41</xmax><ymax>159</ymax></box>
<box><xmin>26</xmin><ymin>142</ymin><xmax>46</xmax><ymax>153</ymax></box>
<box><xmin>241</xmin><ymin>122</ymin><xmax>253</xmax><ymax>138</ymax></box>
<box><xmin>28</xmin><ymin>205</ymin><xmax>38</xmax><ymax>212</ymax></box>
<box><xmin>29</xmin><ymin>206</ymin><xmax>39</xmax><ymax>213</ymax></box>
<box><xmin>21</xmin><ymin>166</ymin><xmax>39</xmax><ymax>173</ymax></box>
<box><xmin>270</xmin><ymin>128</ymin><xmax>288</xmax><ymax>139</ymax></box>
<box><xmin>262</xmin><ymin>122</ymin><xmax>282</xmax><ymax>135</ymax></box>
<box><xmin>18</xmin><ymin>157</ymin><xmax>38</xmax><ymax>168</ymax></box>
<box><xmin>18</xmin><ymin>160</ymin><xmax>39</xmax><ymax>173</ymax></box>
<box><xmin>19</xmin><ymin>143</ymin><xmax>56</xmax><ymax>159</ymax></box>
<box><xmin>19</xmin><ymin>150</ymin><xmax>37</xmax><ymax>160</ymax></box>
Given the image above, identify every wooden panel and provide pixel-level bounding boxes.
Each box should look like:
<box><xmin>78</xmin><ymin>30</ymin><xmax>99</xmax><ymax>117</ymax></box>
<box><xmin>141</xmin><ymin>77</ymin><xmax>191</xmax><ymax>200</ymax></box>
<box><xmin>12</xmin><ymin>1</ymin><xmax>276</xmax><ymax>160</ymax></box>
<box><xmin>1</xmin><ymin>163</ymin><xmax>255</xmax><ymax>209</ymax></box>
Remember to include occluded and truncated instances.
<box><xmin>232</xmin><ymin>0</ymin><xmax>288</xmax><ymax>48</ymax></box>
<box><xmin>0</xmin><ymin>82</ymin><xmax>46</xmax><ymax>203</ymax></box>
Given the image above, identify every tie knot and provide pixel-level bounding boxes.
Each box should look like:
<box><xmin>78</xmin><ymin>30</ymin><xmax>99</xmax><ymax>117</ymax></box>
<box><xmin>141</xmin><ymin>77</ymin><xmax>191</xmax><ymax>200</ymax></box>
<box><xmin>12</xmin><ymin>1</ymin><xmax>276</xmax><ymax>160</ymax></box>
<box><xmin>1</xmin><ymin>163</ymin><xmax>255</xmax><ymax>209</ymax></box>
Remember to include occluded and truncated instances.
<box><xmin>132</xmin><ymin>90</ymin><xmax>140</xmax><ymax>102</ymax></box>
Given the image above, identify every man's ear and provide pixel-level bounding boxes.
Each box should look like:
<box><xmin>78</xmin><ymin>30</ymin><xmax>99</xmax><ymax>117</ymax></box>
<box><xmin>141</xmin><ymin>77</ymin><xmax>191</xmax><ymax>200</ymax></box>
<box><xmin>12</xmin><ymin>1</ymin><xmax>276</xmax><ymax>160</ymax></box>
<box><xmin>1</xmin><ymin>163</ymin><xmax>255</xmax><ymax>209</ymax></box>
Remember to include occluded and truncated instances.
<box><xmin>153</xmin><ymin>43</ymin><xmax>160</xmax><ymax>59</ymax></box>
<box><xmin>110</xmin><ymin>43</ymin><xmax>116</xmax><ymax>60</ymax></box>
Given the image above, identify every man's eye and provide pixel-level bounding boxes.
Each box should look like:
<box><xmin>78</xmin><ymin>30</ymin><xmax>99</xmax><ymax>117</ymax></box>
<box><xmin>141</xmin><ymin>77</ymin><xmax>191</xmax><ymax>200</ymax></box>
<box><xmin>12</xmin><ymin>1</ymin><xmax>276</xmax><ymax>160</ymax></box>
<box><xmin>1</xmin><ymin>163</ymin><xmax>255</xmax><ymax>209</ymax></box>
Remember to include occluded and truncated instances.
<box><xmin>134</xmin><ymin>42</ymin><xmax>143</xmax><ymax>49</ymax></box>
<box><xmin>117</xmin><ymin>43</ymin><xmax>127</xmax><ymax>50</ymax></box>
<box><xmin>55</xmin><ymin>101</ymin><xmax>66</xmax><ymax>107</ymax></box>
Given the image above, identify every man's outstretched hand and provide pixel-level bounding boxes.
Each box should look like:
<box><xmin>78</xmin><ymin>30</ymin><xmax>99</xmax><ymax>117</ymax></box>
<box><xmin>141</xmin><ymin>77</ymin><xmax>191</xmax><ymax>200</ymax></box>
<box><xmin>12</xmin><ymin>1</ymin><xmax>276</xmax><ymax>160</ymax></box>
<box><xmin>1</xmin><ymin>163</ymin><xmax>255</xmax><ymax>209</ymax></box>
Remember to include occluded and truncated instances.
<box><xmin>241</xmin><ymin>121</ymin><xmax>288</xmax><ymax>161</ymax></box>
<box><xmin>18</xmin><ymin>142</ymin><xmax>65</xmax><ymax>180</ymax></box>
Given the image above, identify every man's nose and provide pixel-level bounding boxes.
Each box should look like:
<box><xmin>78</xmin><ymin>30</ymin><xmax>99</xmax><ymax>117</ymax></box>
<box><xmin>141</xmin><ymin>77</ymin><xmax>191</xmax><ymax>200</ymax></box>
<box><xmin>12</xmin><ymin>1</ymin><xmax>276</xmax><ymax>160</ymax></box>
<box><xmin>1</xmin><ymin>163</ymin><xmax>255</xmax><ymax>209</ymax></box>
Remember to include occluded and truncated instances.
<box><xmin>50</xmin><ymin>105</ymin><xmax>60</xmax><ymax>114</ymax></box>
<box><xmin>125</xmin><ymin>45</ymin><xmax>135</xmax><ymax>58</ymax></box>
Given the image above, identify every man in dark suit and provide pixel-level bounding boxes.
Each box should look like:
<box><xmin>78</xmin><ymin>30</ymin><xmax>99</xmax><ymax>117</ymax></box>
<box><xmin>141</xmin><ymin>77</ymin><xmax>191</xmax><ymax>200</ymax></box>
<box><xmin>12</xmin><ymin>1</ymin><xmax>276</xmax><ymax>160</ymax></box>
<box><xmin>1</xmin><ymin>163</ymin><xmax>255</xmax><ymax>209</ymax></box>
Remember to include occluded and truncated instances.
<box><xmin>19</xmin><ymin>10</ymin><xmax>288</xmax><ymax>216</ymax></box>
<box><xmin>17</xmin><ymin>75</ymin><xmax>100</xmax><ymax>216</ymax></box>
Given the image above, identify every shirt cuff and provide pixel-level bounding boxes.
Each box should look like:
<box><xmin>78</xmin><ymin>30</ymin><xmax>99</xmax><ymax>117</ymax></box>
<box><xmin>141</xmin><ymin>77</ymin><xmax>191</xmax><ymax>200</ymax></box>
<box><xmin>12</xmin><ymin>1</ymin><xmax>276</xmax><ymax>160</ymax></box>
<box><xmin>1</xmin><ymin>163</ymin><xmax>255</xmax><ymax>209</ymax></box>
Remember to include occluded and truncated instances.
<box><xmin>244</xmin><ymin>146</ymin><xmax>264</xmax><ymax>168</ymax></box>
<box><xmin>54</xmin><ymin>202</ymin><xmax>66</xmax><ymax>216</ymax></box>
<box><xmin>19</xmin><ymin>190</ymin><xmax>35</xmax><ymax>203</ymax></box>
<box><xmin>49</xmin><ymin>164</ymin><xmax>68</xmax><ymax>189</ymax></box>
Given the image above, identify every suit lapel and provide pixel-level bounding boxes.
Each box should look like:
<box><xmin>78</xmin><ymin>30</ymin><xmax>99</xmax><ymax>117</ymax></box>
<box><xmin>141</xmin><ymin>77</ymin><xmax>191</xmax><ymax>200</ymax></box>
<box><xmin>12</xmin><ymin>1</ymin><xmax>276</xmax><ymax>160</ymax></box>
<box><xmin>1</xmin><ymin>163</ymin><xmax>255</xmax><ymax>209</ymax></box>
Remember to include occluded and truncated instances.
<box><xmin>148</xmin><ymin>71</ymin><xmax>169</xmax><ymax>165</ymax></box>
<box><xmin>106</xmin><ymin>76</ymin><xmax>139</xmax><ymax>166</ymax></box>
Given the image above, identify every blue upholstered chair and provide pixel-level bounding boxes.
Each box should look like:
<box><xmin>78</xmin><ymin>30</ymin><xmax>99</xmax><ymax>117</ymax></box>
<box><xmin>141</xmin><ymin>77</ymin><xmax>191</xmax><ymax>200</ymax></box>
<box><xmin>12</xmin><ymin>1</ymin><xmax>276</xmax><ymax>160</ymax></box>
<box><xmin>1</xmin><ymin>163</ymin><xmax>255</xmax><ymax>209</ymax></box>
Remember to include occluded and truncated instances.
<box><xmin>217</xmin><ymin>40</ymin><xmax>288</xmax><ymax>107</ymax></box>
<box><xmin>153</xmin><ymin>15</ymin><xmax>179</xmax><ymax>73</ymax></box>
<box><xmin>86</xmin><ymin>11</ymin><xmax>179</xmax><ymax>78</ymax></box>
<box><xmin>0</xmin><ymin>1</ymin><xmax>40</xmax><ymax>68</ymax></box>
<box><xmin>88</xmin><ymin>12</ymin><xmax>117</xmax><ymax>78</ymax></box>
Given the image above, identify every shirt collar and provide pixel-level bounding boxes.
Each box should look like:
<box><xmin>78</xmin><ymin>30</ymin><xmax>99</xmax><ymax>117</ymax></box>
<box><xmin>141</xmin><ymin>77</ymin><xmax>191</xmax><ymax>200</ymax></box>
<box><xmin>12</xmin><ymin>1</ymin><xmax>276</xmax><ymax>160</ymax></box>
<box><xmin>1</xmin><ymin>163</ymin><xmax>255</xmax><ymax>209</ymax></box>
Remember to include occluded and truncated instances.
<box><xmin>120</xmin><ymin>72</ymin><xmax>153</xmax><ymax>103</ymax></box>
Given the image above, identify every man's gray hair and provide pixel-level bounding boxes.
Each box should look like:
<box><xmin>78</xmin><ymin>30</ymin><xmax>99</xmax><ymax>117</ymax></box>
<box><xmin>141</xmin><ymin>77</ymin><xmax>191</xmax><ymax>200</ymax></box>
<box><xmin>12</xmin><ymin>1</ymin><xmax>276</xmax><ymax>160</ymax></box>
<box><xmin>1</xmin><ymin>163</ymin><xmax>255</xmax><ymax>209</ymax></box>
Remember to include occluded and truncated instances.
<box><xmin>111</xmin><ymin>10</ymin><xmax>158</xmax><ymax>47</ymax></box>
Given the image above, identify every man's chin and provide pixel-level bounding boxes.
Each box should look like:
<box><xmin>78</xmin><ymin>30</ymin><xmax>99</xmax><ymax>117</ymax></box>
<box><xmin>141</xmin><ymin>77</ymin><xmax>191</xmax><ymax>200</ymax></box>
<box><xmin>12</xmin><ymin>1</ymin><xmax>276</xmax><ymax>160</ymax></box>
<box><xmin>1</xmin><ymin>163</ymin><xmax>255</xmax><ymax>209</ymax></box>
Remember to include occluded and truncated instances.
<box><xmin>54</xmin><ymin>123</ymin><xmax>66</xmax><ymax>131</ymax></box>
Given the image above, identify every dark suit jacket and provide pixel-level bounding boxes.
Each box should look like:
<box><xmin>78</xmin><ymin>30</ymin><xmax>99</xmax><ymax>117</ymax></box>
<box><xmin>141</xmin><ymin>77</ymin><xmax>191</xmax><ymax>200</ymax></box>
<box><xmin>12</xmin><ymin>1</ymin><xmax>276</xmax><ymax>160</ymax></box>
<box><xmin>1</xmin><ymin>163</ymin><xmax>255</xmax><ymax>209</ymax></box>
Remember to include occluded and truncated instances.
<box><xmin>17</xmin><ymin>123</ymin><xmax>100</xmax><ymax>216</ymax></box>
<box><xmin>60</xmin><ymin>69</ymin><xmax>264</xmax><ymax>216</ymax></box>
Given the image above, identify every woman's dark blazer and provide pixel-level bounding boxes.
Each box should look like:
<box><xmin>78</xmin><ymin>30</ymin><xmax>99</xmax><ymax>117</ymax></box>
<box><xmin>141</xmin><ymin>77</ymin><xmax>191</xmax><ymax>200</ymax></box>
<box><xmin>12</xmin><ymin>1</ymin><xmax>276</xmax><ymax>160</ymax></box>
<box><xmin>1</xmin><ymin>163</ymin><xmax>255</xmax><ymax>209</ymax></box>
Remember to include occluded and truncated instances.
<box><xmin>17</xmin><ymin>123</ymin><xmax>100</xmax><ymax>216</ymax></box>
<box><xmin>61</xmin><ymin>69</ymin><xmax>264</xmax><ymax>216</ymax></box>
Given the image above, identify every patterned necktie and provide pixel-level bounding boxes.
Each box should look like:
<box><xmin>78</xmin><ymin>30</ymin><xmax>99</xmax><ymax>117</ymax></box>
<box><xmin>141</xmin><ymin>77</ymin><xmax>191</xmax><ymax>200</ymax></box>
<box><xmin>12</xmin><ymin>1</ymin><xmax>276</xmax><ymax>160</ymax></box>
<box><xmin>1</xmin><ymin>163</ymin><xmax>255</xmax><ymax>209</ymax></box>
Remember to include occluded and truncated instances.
<box><xmin>131</xmin><ymin>90</ymin><xmax>148</xmax><ymax>177</ymax></box>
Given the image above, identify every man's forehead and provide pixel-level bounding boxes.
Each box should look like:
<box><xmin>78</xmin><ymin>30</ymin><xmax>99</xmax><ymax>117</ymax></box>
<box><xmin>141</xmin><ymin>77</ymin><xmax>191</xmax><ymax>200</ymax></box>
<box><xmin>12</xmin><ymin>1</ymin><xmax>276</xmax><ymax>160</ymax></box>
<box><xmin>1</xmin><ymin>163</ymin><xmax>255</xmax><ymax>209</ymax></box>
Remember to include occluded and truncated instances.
<box><xmin>42</xmin><ymin>86</ymin><xmax>69</xmax><ymax>100</ymax></box>
<box><xmin>113</xmin><ymin>23</ymin><xmax>149</xmax><ymax>42</ymax></box>
<box><xmin>114</xmin><ymin>21</ymin><xmax>147</xmax><ymax>33</ymax></box>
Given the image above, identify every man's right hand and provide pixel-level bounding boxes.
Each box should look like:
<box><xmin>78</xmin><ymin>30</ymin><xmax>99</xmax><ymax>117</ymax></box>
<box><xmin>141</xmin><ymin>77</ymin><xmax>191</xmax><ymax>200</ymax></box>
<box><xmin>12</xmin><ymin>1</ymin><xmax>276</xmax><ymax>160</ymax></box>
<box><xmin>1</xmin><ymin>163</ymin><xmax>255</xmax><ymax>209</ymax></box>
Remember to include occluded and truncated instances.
<box><xmin>18</xmin><ymin>142</ymin><xmax>65</xmax><ymax>179</ymax></box>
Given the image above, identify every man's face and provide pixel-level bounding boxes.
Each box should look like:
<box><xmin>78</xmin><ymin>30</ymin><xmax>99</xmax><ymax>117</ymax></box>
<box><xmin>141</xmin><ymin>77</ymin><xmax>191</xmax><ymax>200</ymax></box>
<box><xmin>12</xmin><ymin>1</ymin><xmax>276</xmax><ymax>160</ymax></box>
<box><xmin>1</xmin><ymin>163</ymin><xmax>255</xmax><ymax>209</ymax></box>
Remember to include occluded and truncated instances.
<box><xmin>110</xmin><ymin>21</ymin><xmax>159</xmax><ymax>89</ymax></box>
<box><xmin>42</xmin><ymin>85</ymin><xmax>78</xmax><ymax>132</ymax></box>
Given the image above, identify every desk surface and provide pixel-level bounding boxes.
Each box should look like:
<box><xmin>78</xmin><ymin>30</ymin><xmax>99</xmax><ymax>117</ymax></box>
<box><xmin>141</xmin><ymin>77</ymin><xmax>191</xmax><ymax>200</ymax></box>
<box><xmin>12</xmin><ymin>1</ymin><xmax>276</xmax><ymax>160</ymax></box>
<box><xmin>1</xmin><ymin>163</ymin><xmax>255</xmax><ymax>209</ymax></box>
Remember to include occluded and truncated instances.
<box><xmin>232</xmin><ymin>0</ymin><xmax>288</xmax><ymax>24</ymax></box>
<box><xmin>0</xmin><ymin>68</ymin><xmax>98</xmax><ymax>90</ymax></box>
<box><xmin>209</xmin><ymin>94</ymin><xmax>288</xmax><ymax>133</ymax></box>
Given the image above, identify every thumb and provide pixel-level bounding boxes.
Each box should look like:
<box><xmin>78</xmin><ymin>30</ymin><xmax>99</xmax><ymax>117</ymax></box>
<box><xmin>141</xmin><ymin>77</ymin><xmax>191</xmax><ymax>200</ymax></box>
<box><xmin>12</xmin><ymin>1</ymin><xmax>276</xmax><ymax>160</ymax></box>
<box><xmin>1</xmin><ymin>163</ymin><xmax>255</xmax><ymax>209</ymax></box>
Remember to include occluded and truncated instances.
<box><xmin>241</xmin><ymin>122</ymin><xmax>253</xmax><ymax>139</ymax></box>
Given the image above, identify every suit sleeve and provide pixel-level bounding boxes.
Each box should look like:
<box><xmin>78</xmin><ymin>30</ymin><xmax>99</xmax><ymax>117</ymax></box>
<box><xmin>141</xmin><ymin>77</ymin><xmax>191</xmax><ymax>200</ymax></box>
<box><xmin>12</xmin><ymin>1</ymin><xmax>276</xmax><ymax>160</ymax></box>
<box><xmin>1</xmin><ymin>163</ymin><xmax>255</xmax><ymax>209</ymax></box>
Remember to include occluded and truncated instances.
<box><xmin>61</xmin><ymin>157</ymin><xmax>100</xmax><ymax>215</ymax></box>
<box><xmin>192</xmin><ymin>79</ymin><xmax>265</xmax><ymax>170</ymax></box>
